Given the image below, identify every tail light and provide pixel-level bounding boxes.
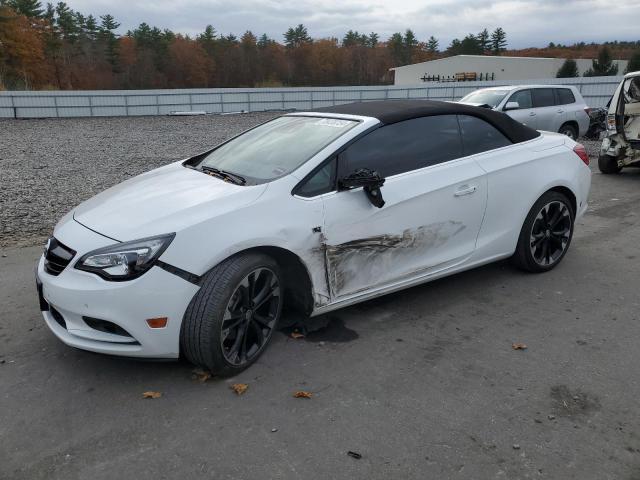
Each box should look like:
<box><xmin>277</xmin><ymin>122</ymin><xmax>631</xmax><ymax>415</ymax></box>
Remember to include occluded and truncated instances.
<box><xmin>573</xmin><ymin>143</ymin><xmax>589</xmax><ymax>166</ymax></box>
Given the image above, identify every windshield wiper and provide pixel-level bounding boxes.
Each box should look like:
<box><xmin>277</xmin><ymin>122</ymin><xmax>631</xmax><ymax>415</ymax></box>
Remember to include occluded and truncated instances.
<box><xmin>200</xmin><ymin>165</ymin><xmax>246</xmax><ymax>185</ymax></box>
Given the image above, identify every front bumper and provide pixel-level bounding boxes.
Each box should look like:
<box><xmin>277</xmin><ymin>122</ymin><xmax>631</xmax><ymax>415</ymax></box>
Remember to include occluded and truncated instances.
<box><xmin>36</xmin><ymin>221</ymin><xmax>199</xmax><ymax>358</ymax></box>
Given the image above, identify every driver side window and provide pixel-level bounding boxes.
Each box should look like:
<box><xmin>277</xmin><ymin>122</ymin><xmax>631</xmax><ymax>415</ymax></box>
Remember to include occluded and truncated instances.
<box><xmin>507</xmin><ymin>89</ymin><xmax>532</xmax><ymax>109</ymax></box>
<box><xmin>337</xmin><ymin>115</ymin><xmax>463</xmax><ymax>178</ymax></box>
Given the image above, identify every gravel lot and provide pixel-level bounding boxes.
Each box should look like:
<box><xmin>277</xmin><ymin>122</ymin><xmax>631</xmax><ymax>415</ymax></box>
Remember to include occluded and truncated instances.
<box><xmin>0</xmin><ymin>113</ymin><xmax>280</xmax><ymax>247</ymax></box>
<box><xmin>3</xmin><ymin>116</ymin><xmax>640</xmax><ymax>479</ymax></box>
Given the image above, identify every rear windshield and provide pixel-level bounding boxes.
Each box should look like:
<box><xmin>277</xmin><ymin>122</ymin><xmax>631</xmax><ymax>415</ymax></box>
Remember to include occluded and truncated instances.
<box><xmin>460</xmin><ymin>90</ymin><xmax>509</xmax><ymax>108</ymax></box>
<box><xmin>198</xmin><ymin>116</ymin><xmax>357</xmax><ymax>182</ymax></box>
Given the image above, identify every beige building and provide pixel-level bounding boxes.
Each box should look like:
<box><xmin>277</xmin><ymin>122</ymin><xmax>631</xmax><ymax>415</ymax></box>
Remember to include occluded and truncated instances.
<box><xmin>390</xmin><ymin>55</ymin><xmax>629</xmax><ymax>85</ymax></box>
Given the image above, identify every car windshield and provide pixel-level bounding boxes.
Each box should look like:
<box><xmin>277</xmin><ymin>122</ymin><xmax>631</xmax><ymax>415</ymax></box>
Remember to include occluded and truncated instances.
<box><xmin>460</xmin><ymin>90</ymin><xmax>509</xmax><ymax>108</ymax></box>
<box><xmin>198</xmin><ymin>116</ymin><xmax>357</xmax><ymax>182</ymax></box>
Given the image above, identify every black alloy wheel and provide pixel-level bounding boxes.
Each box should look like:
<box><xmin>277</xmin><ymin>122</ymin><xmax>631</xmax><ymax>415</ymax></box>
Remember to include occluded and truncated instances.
<box><xmin>511</xmin><ymin>191</ymin><xmax>575</xmax><ymax>273</ymax></box>
<box><xmin>529</xmin><ymin>200</ymin><xmax>572</xmax><ymax>267</ymax></box>
<box><xmin>221</xmin><ymin>267</ymin><xmax>281</xmax><ymax>366</ymax></box>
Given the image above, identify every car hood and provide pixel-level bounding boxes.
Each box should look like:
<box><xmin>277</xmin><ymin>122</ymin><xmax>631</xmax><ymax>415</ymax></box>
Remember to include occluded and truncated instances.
<box><xmin>73</xmin><ymin>161</ymin><xmax>267</xmax><ymax>241</ymax></box>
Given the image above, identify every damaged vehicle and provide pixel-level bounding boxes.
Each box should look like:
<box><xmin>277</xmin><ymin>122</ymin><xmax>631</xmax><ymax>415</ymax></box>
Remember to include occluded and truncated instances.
<box><xmin>599</xmin><ymin>71</ymin><xmax>640</xmax><ymax>173</ymax></box>
<box><xmin>36</xmin><ymin>100</ymin><xmax>591</xmax><ymax>375</ymax></box>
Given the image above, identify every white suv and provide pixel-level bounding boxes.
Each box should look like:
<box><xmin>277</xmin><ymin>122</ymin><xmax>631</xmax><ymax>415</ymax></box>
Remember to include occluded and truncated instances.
<box><xmin>460</xmin><ymin>85</ymin><xmax>590</xmax><ymax>139</ymax></box>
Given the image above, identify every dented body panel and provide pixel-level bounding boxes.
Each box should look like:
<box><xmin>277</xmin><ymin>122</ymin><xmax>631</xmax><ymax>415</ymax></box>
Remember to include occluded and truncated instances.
<box><xmin>601</xmin><ymin>71</ymin><xmax>640</xmax><ymax>168</ymax></box>
<box><xmin>320</xmin><ymin>154</ymin><xmax>487</xmax><ymax>298</ymax></box>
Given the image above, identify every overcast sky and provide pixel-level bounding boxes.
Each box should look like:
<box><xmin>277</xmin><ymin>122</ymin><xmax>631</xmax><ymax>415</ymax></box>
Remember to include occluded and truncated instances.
<box><xmin>67</xmin><ymin>0</ymin><xmax>639</xmax><ymax>49</ymax></box>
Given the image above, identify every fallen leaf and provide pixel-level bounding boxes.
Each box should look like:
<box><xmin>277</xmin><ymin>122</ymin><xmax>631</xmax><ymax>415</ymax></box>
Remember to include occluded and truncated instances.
<box><xmin>512</xmin><ymin>343</ymin><xmax>527</xmax><ymax>350</ymax></box>
<box><xmin>290</xmin><ymin>331</ymin><xmax>305</xmax><ymax>339</ymax></box>
<box><xmin>192</xmin><ymin>368</ymin><xmax>212</xmax><ymax>383</ymax></box>
<box><xmin>142</xmin><ymin>391</ymin><xmax>162</xmax><ymax>399</ymax></box>
<box><xmin>293</xmin><ymin>390</ymin><xmax>313</xmax><ymax>399</ymax></box>
<box><xmin>231</xmin><ymin>383</ymin><xmax>248</xmax><ymax>395</ymax></box>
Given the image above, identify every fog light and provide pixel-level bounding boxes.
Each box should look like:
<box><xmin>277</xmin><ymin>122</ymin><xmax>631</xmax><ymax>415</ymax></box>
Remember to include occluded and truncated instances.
<box><xmin>146</xmin><ymin>317</ymin><xmax>168</xmax><ymax>328</ymax></box>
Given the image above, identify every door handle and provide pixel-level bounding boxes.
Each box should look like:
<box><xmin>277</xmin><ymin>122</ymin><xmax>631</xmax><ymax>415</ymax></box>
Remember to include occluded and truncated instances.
<box><xmin>454</xmin><ymin>185</ymin><xmax>477</xmax><ymax>197</ymax></box>
<box><xmin>529</xmin><ymin>111</ymin><xmax>536</xmax><ymax>116</ymax></box>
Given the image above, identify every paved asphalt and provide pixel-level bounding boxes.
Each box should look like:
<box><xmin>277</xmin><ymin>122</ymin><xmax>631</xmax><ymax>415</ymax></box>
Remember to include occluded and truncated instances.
<box><xmin>2</xmin><ymin>146</ymin><xmax>640</xmax><ymax>479</ymax></box>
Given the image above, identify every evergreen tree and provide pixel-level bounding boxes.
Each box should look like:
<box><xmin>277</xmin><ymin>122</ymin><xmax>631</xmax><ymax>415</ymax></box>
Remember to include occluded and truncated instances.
<box><xmin>426</xmin><ymin>35</ymin><xmax>439</xmax><ymax>54</ymax></box>
<box><xmin>490</xmin><ymin>27</ymin><xmax>507</xmax><ymax>54</ymax></box>
<box><xmin>343</xmin><ymin>30</ymin><xmax>366</xmax><ymax>47</ymax></box>
<box><xmin>367</xmin><ymin>32</ymin><xmax>379</xmax><ymax>48</ymax></box>
<box><xmin>99</xmin><ymin>13</ymin><xmax>119</xmax><ymax>67</ymax></box>
<box><xmin>284</xmin><ymin>24</ymin><xmax>311</xmax><ymax>49</ymax></box>
<box><xmin>584</xmin><ymin>46</ymin><xmax>618</xmax><ymax>76</ymax></box>
<box><xmin>461</xmin><ymin>34</ymin><xmax>482</xmax><ymax>54</ymax></box>
<box><xmin>447</xmin><ymin>34</ymin><xmax>482</xmax><ymax>55</ymax></box>
<box><xmin>55</xmin><ymin>2</ymin><xmax>78</xmax><ymax>41</ymax></box>
<box><xmin>198</xmin><ymin>25</ymin><xmax>217</xmax><ymax>43</ymax></box>
<box><xmin>257</xmin><ymin>33</ymin><xmax>273</xmax><ymax>48</ymax></box>
<box><xmin>6</xmin><ymin>0</ymin><xmax>43</xmax><ymax>17</ymax></box>
<box><xmin>84</xmin><ymin>14</ymin><xmax>97</xmax><ymax>39</ymax></box>
<box><xmin>403</xmin><ymin>29</ymin><xmax>418</xmax><ymax>63</ymax></box>
<box><xmin>387</xmin><ymin>32</ymin><xmax>405</xmax><ymax>66</ymax></box>
<box><xmin>477</xmin><ymin>28</ymin><xmax>490</xmax><ymax>53</ymax></box>
<box><xmin>556</xmin><ymin>58</ymin><xmax>579</xmax><ymax>78</ymax></box>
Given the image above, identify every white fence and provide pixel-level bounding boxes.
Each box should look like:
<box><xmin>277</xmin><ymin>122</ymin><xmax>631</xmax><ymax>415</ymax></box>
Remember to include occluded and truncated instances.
<box><xmin>0</xmin><ymin>76</ymin><xmax>621</xmax><ymax>119</ymax></box>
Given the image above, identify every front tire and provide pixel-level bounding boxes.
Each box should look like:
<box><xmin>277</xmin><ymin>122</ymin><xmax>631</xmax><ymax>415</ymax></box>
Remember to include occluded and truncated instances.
<box><xmin>598</xmin><ymin>154</ymin><xmax>622</xmax><ymax>174</ymax></box>
<box><xmin>180</xmin><ymin>253</ymin><xmax>283</xmax><ymax>377</ymax></box>
<box><xmin>511</xmin><ymin>191</ymin><xmax>575</xmax><ymax>273</ymax></box>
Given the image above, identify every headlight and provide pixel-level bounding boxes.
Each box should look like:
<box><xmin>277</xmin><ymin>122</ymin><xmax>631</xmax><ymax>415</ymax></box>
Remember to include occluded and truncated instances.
<box><xmin>75</xmin><ymin>233</ymin><xmax>175</xmax><ymax>281</ymax></box>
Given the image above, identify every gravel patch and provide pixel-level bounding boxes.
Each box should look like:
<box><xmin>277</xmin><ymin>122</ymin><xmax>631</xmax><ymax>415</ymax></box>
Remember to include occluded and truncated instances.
<box><xmin>0</xmin><ymin>113</ymin><xmax>280</xmax><ymax>248</ymax></box>
<box><xmin>0</xmin><ymin>116</ymin><xmax>602</xmax><ymax>248</ymax></box>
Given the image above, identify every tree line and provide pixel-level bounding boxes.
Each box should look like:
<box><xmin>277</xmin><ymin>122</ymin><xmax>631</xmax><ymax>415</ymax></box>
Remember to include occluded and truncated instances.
<box><xmin>556</xmin><ymin>46</ymin><xmax>640</xmax><ymax>78</ymax></box>
<box><xmin>0</xmin><ymin>0</ymin><xmax>513</xmax><ymax>90</ymax></box>
<box><xmin>1</xmin><ymin>0</ymin><xmax>638</xmax><ymax>90</ymax></box>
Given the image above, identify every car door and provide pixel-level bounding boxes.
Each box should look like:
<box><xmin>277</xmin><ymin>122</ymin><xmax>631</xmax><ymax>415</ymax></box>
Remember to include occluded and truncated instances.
<box><xmin>532</xmin><ymin>88</ymin><xmax>561</xmax><ymax>132</ymax></box>
<box><xmin>555</xmin><ymin>87</ymin><xmax>576</xmax><ymax>125</ymax></box>
<box><xmin>319</xmin><ymin>115</ymin><xmax>488</xmax><ymax>299</ymax></box>
<box><xmin>504</xmin><ymin>89</ymin><xmax>537</xmax><ymax>129</ymax></box>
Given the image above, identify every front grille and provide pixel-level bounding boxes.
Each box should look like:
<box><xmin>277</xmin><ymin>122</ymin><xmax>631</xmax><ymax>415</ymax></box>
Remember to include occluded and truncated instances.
<box><xmin>44</xmin><ymin>237</ymin><xmax>76</xmax><ymax>276</ymax></box>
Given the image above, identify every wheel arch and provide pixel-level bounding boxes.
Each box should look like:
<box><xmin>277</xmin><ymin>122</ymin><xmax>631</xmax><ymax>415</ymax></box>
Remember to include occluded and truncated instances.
<box><xmin>547</xmin><ymin>185</ymin><xmax>577</xmax><ymax>215</ymax></box>
<box><xmin>220</xmin><ymin>245</ymin><xmax>315</xmax><ymax>318</ymax></box>
<box><xmin>511</xmin><ymin>184</ymin><xmax>577</xmax><ymax>254</ymax></box>
<box><xmin>559</xmin><ymin>120</ymin><xmax>579</xmax><ymax>136</ymax></box>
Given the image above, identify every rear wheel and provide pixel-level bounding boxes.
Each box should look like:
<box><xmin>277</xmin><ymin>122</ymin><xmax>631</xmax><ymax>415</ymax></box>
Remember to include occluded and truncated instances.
<box><xmin>558</xmin><ymin>123</ymin><xmax>578</xmax><ymax>140</ymax></box>
<box><xmin>511</xmin><ymin>191</ymin><xmax>575</xmax><ymax>273</ymax></box>
<box><xmin>598</xmin><ymin>154</ymin><xmax>622</xmax><ymax>174</ymax></box>
<box><xmin>180</xmin><ymin>253</ymin><xmax>282</xmax><ymax>376</ymax></box>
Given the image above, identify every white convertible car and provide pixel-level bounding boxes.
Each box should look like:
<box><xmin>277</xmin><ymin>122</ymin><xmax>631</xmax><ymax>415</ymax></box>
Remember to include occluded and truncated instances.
<box><xmin>36</xmin><ymin>100</ymin><xmax>591</xmax><ymax>375</ymax></box>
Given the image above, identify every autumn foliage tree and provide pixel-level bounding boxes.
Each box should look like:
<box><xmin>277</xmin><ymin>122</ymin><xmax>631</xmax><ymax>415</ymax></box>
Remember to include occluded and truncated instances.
<box><xmin>0</xmin><ymin>5</ymin><xmax>49</xmax><ymax>89</ymax></box>
<box><xmin>0</xmin><ymin>3</ymin><xmax>637</xmax><ymax>91</ymax></box>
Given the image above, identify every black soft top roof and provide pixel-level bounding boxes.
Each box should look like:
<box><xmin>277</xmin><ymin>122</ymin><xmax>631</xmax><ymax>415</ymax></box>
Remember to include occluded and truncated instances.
<box><xmin>312</xmin><ymin>99</ymin><xmax>540</xmax><ymax>144</ymax></box>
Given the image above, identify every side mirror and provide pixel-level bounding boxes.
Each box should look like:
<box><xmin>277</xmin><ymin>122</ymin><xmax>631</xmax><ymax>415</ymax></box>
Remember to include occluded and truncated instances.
<box><xmin>339</xmin><ymin>168</ymin><xmax>386</xmax><ymax>208</ymax></box>
<box><xmin>504</xmin><ymin>101</ymin><xmax>520</xmax><ymax>111</ymax></box>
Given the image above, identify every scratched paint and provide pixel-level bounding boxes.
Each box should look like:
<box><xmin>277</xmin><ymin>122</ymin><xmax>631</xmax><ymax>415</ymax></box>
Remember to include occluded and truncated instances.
<box><xmin>319</xmin><ymin>221</ymin><xmax>466</xmax><ymax>298</ymax></box>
